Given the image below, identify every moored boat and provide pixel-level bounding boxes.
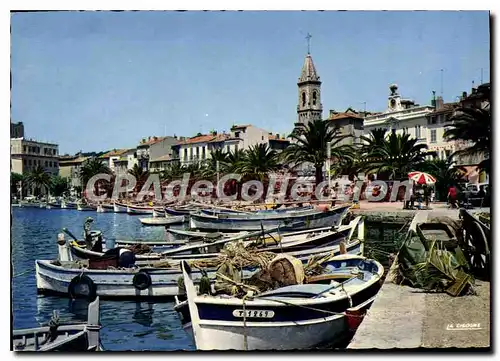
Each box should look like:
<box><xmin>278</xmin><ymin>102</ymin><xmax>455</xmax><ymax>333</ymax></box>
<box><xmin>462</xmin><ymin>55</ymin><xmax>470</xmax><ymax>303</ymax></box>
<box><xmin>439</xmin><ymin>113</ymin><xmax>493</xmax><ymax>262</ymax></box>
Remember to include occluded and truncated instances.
<box><xmin>36</xmin><ymin>217</ymin><xmax>364</xmax><ymax>299</ymax></box>
<box><xmin>113</xmin><ymin>202</ymin><xmax>128</xmax><ymax>213</ymax></box>
<box><xmin>12</xmin><ymin>297</ymin><xmax>101</xmax><ymax>351</ymax></box>
<box><xmin>139</xmin><ymin>215</ymin><xmax>186</xmax><ymax>226</ymax></box>
<box><xmin>96</xmin><ymin>203</ymin><xmax>114</xmax><ymax>213</ymax></box>
<box><xmin>77</xmin><ymin>204</ymin><xmax>97</xmax><ymax>212</ymax></box>
<box><xmin>190</xmin><ymin>205</ymin><xmax>350</xmax><ymax>232</ymax></box>
<box><xmin>177</xmin><ymin>254</ymin><xmax>383</xmax><ymax>350</ymax></box>
<box><xmin>127</xmin><ymin>204</ymin><xmax>154</xmax><ymax>215</ymax></box>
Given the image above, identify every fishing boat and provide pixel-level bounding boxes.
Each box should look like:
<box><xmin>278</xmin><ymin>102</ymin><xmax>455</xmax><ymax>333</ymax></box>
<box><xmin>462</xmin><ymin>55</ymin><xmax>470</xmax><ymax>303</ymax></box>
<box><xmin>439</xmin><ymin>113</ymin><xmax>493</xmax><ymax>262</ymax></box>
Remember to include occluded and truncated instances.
<box><xmin>152</xmin><ymin>208</ymin><xmax>166</xmax><ymax>218</ymax></box>
<box><xmin>113</xmin><ymin>202</ymin><xmax>128</xmax><ymax>213</ymax></box>
<box><xmin>127</xmin><ymin>204</ymin><xmax>154</xmax><ymax>215</ymax></box>
<box><xmin>177</xmin><ymin>254</ymin><xmax>383</xmax><ymax>350</ymax></box>
<box><xmin>48</xmin><ymin>202</ymin><xmax>62</xmax><ymax>209</ymax></box>
<box><xmin>96</xmin><ymin>203</ymin><xmax>114</xmax><ymax>213</ymax></box>
<box><xmin>12</xmin><ymin>297</ymin><xmax>101</xmax><ymax>351</ymax></box>
<box><xmin>36</xmin><ymin>218</ymin><xmax>364</xmax><ymax>299</ymax></box>
<box><xmin>190</xmin><ymin>205</ymin><xmax>350</xmax><ymax>232</ymax></box>
<box><xmin>200</xmin><ymin>205</ymin><xmax>314</xmax><ymax>216</ymax></box>
<box><xmin>77</xmin><ymin>204</ymin><xmax>97</xmax><ymax>212</ymax></box>
<box><xmin>166</xmin><ymin>228</ymin><xmax>248</xmax><ymax>242</ymax></box>
<box><xmin>61</xmin><ymin>200</ymin><xmax>78</xmax><ymax>209</ymax></box>
<box><xmin>139</xmin><ymin>215</ymin><xmax>186</xmax><ymax>226</ymax></box>
<box><xmin>165</xmin><ymin>207</ymin><xmax>199</xmax><ymax>217</ymax></box>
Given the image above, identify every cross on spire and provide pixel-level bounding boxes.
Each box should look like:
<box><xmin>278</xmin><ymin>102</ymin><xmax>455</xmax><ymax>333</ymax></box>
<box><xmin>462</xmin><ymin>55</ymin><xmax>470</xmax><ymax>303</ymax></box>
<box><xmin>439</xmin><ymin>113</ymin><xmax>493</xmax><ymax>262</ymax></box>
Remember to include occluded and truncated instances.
<box><xmin>306</xmin><ymin>33</ymin><xmax>312</xmax><ymax>54</ymax></box>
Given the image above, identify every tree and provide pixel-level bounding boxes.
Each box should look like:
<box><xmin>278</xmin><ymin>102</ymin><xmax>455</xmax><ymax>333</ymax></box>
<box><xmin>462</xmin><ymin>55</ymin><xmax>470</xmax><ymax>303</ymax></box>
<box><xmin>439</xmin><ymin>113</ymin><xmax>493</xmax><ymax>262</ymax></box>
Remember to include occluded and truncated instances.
<box><xmin>25</xmin><ymin>166</ymin><xmax>52</xmax><ymax>197</ymax></box>
<box><xmin>11</xmin><ymin>172</ymin><xmax>23</xmax><ymax>197</ymax></box>
<box><xmin>416</xmin><ymin>158</ymin><xmax>467</xmax><ymax>201</ymax></box>
<box><xmin>128</xmin><ymin>164</ymin><xmax>149</xmax><ymax>192</ymax></box>
<box><xmin>79</xmin><ymin>158</ymin><xmax>111</xmax><ymax>197</ymax></box>
<box><xmin>444</xmin><ymin>105</ymin><xmax>491</xmax><ymax>174</ymax></box>
<box><xmin>282</xmin><ymin>119</ymin><xmax>352</xmax><ymax>184</ymax></box>
<box><xmin>50</xmin><ymin>175</ymin><xmax>69</xmax><ymax>197</ymax></box>
<box><xmin>363</xmin><ymin>132</ymin><xmax>430</xmax><ymax>180</ymax></box>
<box><xmin>160</xmin><ymin>162</ymin><xmax>184</xmax><ymax>182</ymax></box>
<box><xmin>236</xmin><ymin>143</ymin><xmax>280</xmax><ymax>182</ymax></box>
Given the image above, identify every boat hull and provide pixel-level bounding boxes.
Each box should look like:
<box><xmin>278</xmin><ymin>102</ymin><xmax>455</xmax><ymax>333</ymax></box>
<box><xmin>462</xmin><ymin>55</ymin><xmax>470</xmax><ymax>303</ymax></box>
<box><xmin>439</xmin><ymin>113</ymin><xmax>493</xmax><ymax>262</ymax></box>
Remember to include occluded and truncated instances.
<box><xmin>190</xmin><ymin>206</ymin><xmax>349</xmax><ymax>232</ymax></box>
<box><xmin>127</xmin><ymin>206</ymin><xmax>154</xmax><ymax>215</ymax></box>
<box><xmin>36</xmin><ymin>241</ymin><xmax>362</xmax><ymax>299</ymax></box>
<box><xmin>139</xmin><ymin>215</ymin><xmax>186</xmax><ymax>226</ymax></box>
<box><xmin>113</xmin><ymin>203</ymin><xmax>128</xmax><ymax>213</ymax></box>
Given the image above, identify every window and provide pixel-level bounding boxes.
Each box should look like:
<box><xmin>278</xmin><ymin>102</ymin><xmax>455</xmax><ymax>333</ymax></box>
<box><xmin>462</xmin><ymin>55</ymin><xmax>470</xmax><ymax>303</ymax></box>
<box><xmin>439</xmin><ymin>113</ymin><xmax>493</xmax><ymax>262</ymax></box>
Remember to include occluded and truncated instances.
<box><xmin>54</xmin><ymin>161</ymin><xmax>58</xmax><ymax>167</ymax></box>
<box><xmin>430</xmin><ymin>116</ymin><xmax>437</xmax><ymax>125</ymax></box>
<box><xmin>415</xmin><ymin>125</ymin><xmax>421</xmax><ymax>139</ymax></box>
<box><xmin>202</xmin><ymin>146</ymin><xmax>206</xmax><ymax>159</ymax></box>
<box><xmin>184</xmin><ymin>149</ymin><xmax>188</xmax><ymax>160</ymax></box>
<box><xmin>45</xmin><ymin>161</ymin><xmax>48</xmax><ymax>167</ymax></box>
<box><xmin>235</xmin><ymin>131</ymin><xmax>240</xmax><ymax>138</ymax></box>
<box><xmin>28</xmin><ymin>159</ymin><xmax>32</xmax><ymax>165</ymax></box>
<box><xmin>301</xmin><ymin>92</ymin><xmax>306</xmax><ymax>107</ymax></box>
<box><xmin>23</xmin><ymin>146</ymin><xmax>26</xmax><ymax>153</ymax></box>
<box><xmin>430</xmin><ymin>129</ymin><xmax>437</xmax><ymax>143</ymax></box>
<box><xmin>235</xmin><ymin>144</ymin><xmax>238</xmax><ymax>152</ymax></box>
<box><xmin>312</xmin><ymin>91</ymin><xmax>317</xmax><ymax>106</ymax></box>
<box><xmin>261</xmin><ymin>136</ymin><xmax>264</xmax><ymax>140</ymax></box>
<box><xmin>196</xmin><ymin>147</ymin><xmax>200</xmax><ymax>158</ymax></box>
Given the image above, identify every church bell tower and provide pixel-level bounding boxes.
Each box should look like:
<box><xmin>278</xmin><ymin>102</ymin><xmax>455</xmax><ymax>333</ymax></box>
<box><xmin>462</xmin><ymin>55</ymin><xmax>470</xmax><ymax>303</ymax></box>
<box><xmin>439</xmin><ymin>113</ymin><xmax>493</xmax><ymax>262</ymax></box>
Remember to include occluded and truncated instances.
<box><xmin>293</xmin><ymin>33</ymin><xmax>323</xmax><ymax>135</ymax></box>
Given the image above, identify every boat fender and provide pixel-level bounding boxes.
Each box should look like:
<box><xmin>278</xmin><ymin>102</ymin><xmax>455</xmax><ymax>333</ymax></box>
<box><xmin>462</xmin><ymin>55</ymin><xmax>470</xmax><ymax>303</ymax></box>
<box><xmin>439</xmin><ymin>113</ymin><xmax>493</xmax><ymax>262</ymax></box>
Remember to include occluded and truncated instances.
<box><xmin>68</xmin><ymin>274</ymin><xmax>97</xmax><ymax>301</ymax></box>
<box><xmin>133</xmin><ymin>271</ymin><xmax>152</xmax><ymax>290</ymax></box>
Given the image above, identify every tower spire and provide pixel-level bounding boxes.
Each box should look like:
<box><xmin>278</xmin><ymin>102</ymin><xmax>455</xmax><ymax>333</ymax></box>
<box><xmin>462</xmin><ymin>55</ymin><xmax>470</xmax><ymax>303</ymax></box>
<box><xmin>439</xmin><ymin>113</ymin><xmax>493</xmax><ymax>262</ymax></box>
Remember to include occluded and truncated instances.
<box><xmin>306</xmin><ymin>33</ymin><xmax>312</xmax><ymax>54</ymax></box>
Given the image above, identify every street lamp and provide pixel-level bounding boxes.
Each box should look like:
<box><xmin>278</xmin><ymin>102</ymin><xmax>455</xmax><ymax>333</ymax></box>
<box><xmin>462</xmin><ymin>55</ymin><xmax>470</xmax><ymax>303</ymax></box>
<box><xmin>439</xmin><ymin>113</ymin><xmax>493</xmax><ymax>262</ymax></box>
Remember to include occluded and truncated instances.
<box><xmin>326</xmin><ymin>141</ymin><xmax>331</xmax><ymax>189</ymax></box>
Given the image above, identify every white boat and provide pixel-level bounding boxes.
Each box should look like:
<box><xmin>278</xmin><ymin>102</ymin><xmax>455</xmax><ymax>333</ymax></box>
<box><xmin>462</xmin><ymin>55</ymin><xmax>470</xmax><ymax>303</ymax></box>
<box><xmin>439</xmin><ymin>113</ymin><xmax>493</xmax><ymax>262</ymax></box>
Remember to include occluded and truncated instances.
<box><xmin>77</xmin><ymin>204</ymin><xmax>97</xmax><ymax>212</ymax></box>
<box><xmin>35</xmin><ymin>218</ymin><xmax>364</xmax><ymax>299</ymax></box>
<box><xmin>96</xmin><ymin>204</ymin><xmax>114</xmax><ymax>213</ymax></box>
<box><xmin>12</xmin><ymin>297</ymin><xmax>101</xmax><ymax>351</ymax></box>
<box><xmin>166</xmin><ymin>228</ymin><xmax>248</xmax><ymax>243</ymax></box>
<box><xmin>152</xmin><ymin>208</ymin><xmax>166</xmax><ymax>218</ymax></box>
<box><xmin>127</xmin><ymin>204</ymin><xmax>154</xmax><ymax>215</ymax></box>
<box><xmin>113</xmin><ymin>202</ymin><xmax>128</xmax><ymax>213</ymax></box>
<box><xmin>139</xmin><ymin>215</ymin><xmax>186</xmax><ymax>226</ymax></box>
<box><xmin>189</xmin><ymin>205</ymin><xmax>350</xmax><ymax>232</ymax></box>
<box><xmin>177</xmin><ymin>255</ymin><xmax>383</xmax><ymax>350</ymax></box>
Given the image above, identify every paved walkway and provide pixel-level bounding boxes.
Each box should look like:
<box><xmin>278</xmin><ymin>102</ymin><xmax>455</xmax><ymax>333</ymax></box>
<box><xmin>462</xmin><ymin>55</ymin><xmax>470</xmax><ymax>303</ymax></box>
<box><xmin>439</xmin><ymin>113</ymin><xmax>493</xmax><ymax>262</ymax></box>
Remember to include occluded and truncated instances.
<box><xmin>348</xmin><ymin>208</ymin><xmax>491</xmax><ymax>350</ymax></box>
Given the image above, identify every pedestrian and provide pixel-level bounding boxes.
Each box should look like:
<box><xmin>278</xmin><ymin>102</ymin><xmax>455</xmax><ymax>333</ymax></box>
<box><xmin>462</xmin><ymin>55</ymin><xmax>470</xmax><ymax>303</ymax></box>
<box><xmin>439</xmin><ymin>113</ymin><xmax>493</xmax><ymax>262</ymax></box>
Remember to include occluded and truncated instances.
<box><xmin>352</xmin><ymin>182</ymin><xmax>360</xmax><ymax>207</ymax></box>
<box><xmin>330</xmin><ymin>184</ymin><xmax>337</xmax><ymax>207</ymax></box>
<box><xmin>447</xmin><ymin>185</ymin><xmax>457</xmax><ymax>209</ymax></box>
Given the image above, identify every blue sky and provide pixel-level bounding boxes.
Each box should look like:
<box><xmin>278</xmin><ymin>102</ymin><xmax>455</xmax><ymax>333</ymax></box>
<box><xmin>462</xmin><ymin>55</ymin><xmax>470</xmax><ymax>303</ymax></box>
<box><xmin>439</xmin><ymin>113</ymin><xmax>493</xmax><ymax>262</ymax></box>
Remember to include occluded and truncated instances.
<box><xmin>11</xmin><ymin>11</ymin><xmax>490</xmax><ymax>154</ymax></box>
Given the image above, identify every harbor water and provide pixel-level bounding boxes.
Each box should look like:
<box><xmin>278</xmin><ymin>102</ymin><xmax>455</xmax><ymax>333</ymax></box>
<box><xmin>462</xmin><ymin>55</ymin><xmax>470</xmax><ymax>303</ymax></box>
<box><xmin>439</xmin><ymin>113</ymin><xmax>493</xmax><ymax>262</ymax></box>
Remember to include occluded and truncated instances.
<box><xmin>11</xmin><ymin>207</ymin><xmax>402</xmax><ymax>351</ymax></box>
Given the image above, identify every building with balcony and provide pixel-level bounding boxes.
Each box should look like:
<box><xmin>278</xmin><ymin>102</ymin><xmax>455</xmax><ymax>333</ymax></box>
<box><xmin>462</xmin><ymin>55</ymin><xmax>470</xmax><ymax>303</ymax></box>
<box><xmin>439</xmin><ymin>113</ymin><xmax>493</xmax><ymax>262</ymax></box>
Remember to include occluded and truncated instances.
<box><xmin>363</xmin><ymin>84</ymin><xmax>435</xmax><ymax>147</ymax></box>
<box><xmin>136</xmin><ymin>136</ymin><xmax>180</xmax><ymax>171</ymax></box>
<box><xmin>327</xmin><ymin>108</ymin><xmax>366</xmax><ymax>147</ymax></box>
<box><xmin>59</xmin><ymin>154</ymin><xmax>89</xmax><ymax>189</ymax></box>
<box><xmin>11</xmin><ymin>137</ymin><xmax>59</xmax><ymax>176</ymax></box>
<box><xmin>113</xmin><ymin>148</ymin><xmax>138</xmax><ymax>175</ymax></box>
<box><xmin>100</xmin><ymin>149</ymin><xmax>129</xmax><ymax>173</ymax></box>
<box><xmin>172</xmin><ymin>125</ymin><xmax>278</xmax><ymax>166</ymax></box>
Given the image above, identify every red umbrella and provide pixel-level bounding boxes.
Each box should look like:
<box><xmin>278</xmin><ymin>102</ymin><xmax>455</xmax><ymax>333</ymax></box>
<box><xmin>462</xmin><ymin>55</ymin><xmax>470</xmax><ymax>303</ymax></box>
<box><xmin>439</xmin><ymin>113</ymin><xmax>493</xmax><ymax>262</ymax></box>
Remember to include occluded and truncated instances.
<box><xmin>408</xmin><ymin>171</ymin><xmax>436</xmax><ymax>185</ymax></box>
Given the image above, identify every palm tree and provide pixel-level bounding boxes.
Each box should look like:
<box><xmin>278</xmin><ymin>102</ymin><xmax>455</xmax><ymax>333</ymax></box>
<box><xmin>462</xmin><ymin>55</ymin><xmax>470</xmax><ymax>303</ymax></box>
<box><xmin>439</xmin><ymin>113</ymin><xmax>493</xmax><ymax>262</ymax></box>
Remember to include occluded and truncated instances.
<box><xmin>25</xmin><ymin>165</ymin><xmax>52</xmax><ymax>198</ymax></box>
<box><xmin>50</xmin><ymin>175</ymin><xmax>69</xmax><ymax>197</ymax></box>
<box><xmin>417</xmin><ymin>158</ymin><xmax>467</xmax><ymax>201</ymax></box>
<box><xmin>444</xmin><ymin>105</ymin><xmax>491</xmax><ymax>174</ymax></box>
<box><xmin>160</xmin><ymin>162</ymin><xmax>184</xmax><ymax>182</ymax></box>
<box><xmin>11</xmin><ymin>172</ymin><xmax>23</xmax><ymax>197</ymax></box>
<box><xmin>363</xmin><ymin>132</ymin><xmax>429</xmax><ymax>180</ymax></box>
<box><xmin>199</xmin><ymin>149</ymin><xmax>230</xmax><ymax>179</ymax></box>
<box><xmin>236</xmin><ymin>144</ymin><xmax>280</xmax><ymax>181</ymax></box>
<box><xmin>223</xmin><ymin>149</ymin><xmax>246</xmax><ymax>173</ymax></box>
<box><xmin>128</xmin><ymin>163</ymin><xmax>149</xmax><ymax>193</ymax></box>
<box><xmin>79</xmin><ymin>158</ymin><xmax>111</xmax><ymax>197</ymax></box>
<box><xmin>282</xmin><ymin>119</ymin><xmax>352</xmax><ymax>184</ymax></box>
